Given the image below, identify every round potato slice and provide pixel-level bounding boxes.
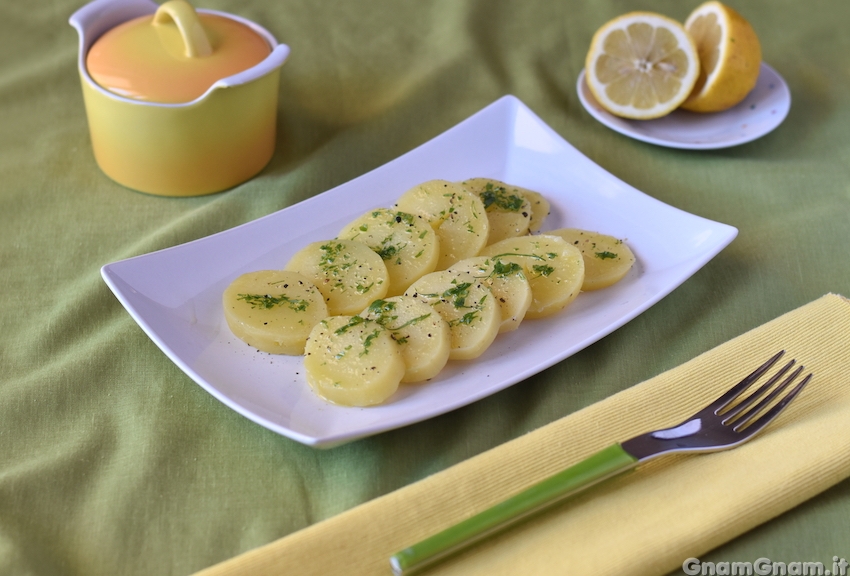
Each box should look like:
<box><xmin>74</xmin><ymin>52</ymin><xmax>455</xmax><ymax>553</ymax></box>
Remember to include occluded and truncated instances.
<box><xmin>304</xmin><ymin>315</ymin><xmax>405</xmax><ymax>407</ymax></box>
<box><xmin>459</xmin><ymin>178</ymin><xmax>532</xmax><ymax>244</ymax></box>
<box><xmin>394</xmin><ymin>180</ymin><xmax>489</xmax><ymax>270</ymax></box>
<box><xmin>361</xmin><ymin>296</ymin><xmax>451</xmax><ymax>383</ymax></box>
<box><xmin>222</xmin><ymin>270</ymin><xmax>328</xmax><ymax>355</ymax></box>
<box><xmin>448</xmin><ymin>256</ymin><xmax>531</xmax><ymax>333</ymax></box>
<box><xmin>548</xmin><ymin>228</ymin><xmax>635</xmax><ymax>291</ymax></box>
<box><xmin>404</xmin><ymin>270</ymin><xmax>500</xmax><ymax>360</ymax></box>
<box><xmin>285</xmin><ymin>239</ymin><xmax>389</xmax><ymax>316</ymax></box>
<box><xmin>337</xmin><ymin>209</ymin><xmax>439</xmax><ymax>296</ymax></box>
<box><xmin>480</xmin><ymin>235</ymin><xmax>584</xmax><ymax>319</ymax></box>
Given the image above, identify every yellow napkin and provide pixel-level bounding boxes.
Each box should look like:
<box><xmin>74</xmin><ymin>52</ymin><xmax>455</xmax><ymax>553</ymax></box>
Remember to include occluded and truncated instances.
<box><xmin>195</xmin><ymin>293</ymin><xmax>850</xmax><ymax>576</ymax></box>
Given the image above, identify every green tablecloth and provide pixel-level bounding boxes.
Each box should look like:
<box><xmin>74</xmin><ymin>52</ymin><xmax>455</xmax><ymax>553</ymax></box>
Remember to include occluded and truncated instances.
<box><xmin>1</xmin><ymin>1</ymin><xmax>848</xmax><ymax>574</ymax></box>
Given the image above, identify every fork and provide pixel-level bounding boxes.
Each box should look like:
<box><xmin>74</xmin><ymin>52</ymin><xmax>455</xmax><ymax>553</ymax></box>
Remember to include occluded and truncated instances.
<box><xmin>389</xmin><ymin>350</ymin><xmax>812</xmax><ymax>575</ymax></box>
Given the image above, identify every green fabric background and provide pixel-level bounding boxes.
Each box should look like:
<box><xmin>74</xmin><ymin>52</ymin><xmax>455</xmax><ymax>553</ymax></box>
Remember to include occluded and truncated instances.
<box><xmin>1</xmin><ymin>0</ymin><xmax>848</xmax><ymax>574</ymax></box>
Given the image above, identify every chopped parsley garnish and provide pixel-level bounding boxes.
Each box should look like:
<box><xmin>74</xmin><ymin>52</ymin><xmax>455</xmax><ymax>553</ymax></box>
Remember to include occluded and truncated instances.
<box><xmin>489</xmin><ymin>252</ymin><xmax>545</xmax><ymax>261</ymax></box>
<box><xmin>443</xmin><ymin>281</ymin><xmax>473</xmax><ymax>308</ymax></box>
<box><xmin>361</xmin><ymin>329</ymin><xmax>381</xmax><ymax>356</ymax></box>
<box><xmin>335</xmin><ymin>345</ymin><xmax>353</xmax><ymax>360</ymax></box>
<box><xmin>532</xmin><ymin>264</ymin><xmax>555</xmax><ymax>277</ymax></box>
<box><xmin>479</xmin><ymin>183</ymin><xmax>524</xmax><ymax>212</ymax></box>
<box><xmin>391</xmin><ymin>313</ymin><xmax>431</xmax><ymax>331</ymax></box>
<box><xmin>367</xmin><ymin>299</ymin><xmax>396</xmax><ymax>316</ymax></box>
<box><xmin>334</xmin><ymin>315</ymin><xmax>367</xmax><ymax>335</ymax></box>
<box><xmin>318</xmin><ymin>242</ymin><xmax>354</xmax><ymax>277</ymax></box>
<box><xmin>330</xmin><ymin>313</ymin><xmax>391</xmax><ymax>356</ymax></box>
<box><xmin>449</xmin><ymin>311</ymin><xmax>479</xmax><ymax>326</ymax></box>
<box><xmin>376</xmin><ymin>242</ymin><xmax>400</xmax><ymax>260</ymax></box>
<box><xmin>238</xmin><ymin>293</ymin><xmax>309</xmax><ymax>312</ymax></box>
<box><xmin>367</xmin><ymin>299</ymin><xmax>431</xmax><ymax>333</ymax></box>
<box><xmin>595</xmin><ymin>251</ymin><xmax>618</xmax><ymax>260</ymax></box>
<box><xmin>491</xmin><ymin>259</ymin><xmax>523</xmax><ymax>278</ymax></box>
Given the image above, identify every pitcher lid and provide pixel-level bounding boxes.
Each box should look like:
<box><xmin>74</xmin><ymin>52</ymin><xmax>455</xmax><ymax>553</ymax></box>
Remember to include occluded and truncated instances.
<box><xmin>86</xmin><ymin>0</ymin><xmax>271</xmax><ymax>103</ymax></box>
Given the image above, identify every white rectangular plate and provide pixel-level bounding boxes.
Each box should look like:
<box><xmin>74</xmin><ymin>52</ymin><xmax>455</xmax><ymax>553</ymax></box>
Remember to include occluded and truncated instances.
<box><xmin>102</xmin><ymin>96</ymin><xmax>737</xmax><ymax>448</ymax></box>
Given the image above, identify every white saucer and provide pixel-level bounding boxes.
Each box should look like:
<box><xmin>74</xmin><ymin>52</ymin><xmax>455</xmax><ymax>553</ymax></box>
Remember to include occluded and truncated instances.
<box><xmin>577</xmin><ymin>63</ymin><xmax>791</xmax><ymax>149</ymax></box>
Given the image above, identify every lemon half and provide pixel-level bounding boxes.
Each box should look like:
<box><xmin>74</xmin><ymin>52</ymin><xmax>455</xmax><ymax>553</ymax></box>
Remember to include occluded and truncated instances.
<box><xmin>681</xmin><ymin>1</ymin><xmax>762</xmax><ymax>113</ymax></box>
<box><xmin>585</xmin><ymin>12</ymin><xmax>700</xmax><ymax>120</ymax></box>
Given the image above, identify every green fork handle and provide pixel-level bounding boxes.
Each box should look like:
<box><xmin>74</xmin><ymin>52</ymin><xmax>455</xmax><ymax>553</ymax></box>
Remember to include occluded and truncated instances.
<box><xmin>389</xmin><ymin>443</ymin><xmax>638</xmax><ymax>575</ymax></box>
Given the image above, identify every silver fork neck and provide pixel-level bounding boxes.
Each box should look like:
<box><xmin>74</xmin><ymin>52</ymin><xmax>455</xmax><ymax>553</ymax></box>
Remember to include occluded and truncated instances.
<box><xmin>620</xmin><ymin>416</ymin><xmax>739</xmax><ymax>461</ymax></box>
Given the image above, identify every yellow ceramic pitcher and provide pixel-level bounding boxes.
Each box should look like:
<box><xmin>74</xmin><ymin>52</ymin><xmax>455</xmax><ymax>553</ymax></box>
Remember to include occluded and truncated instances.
<box><xmin>70</xmin><ymin>0</ymin><xmax>290</xmax><ymax>196</ymax></box>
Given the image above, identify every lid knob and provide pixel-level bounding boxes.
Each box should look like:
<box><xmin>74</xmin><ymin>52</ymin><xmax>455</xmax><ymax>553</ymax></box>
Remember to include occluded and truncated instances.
<box><xmin>153</xmin><ymin>0</ymin><xmax>212</xmax><ymax>58</ymax></box>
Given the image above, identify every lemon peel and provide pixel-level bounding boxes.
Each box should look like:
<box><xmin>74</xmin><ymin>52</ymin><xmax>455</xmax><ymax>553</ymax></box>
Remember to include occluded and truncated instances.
<box><xmin>681</xmin><ymin>1</ymin><xmax>762</xmax><ymax>113</ymax></box>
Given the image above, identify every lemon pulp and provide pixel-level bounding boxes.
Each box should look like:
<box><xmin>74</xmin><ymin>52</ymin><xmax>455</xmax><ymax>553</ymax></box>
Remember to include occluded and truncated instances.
<box><xmin>585</xmin><ymin>12</ymin><xmax>700</xmax><ymax>120</ymax></box>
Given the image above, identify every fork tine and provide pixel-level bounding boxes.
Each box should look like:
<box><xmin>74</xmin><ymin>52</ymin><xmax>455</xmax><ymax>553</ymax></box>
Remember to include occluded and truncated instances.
<box><xmin>732</xmin><ymin>371</ymin><xmax>812</xmax><ymax>434</ymax></box>
<box><xmin>720</xmin><ymin>359</ymin><xmax>796</xmax><ymax>420</ymax></box>
<box><xmin>725</xmin><ymin>365</ymin><xmax>803</xmax><ymax>426</ymax></box>
<box><xmin>711</xmin><ymin>350</ymin><xmax>785</xmax><ymax>412</ymax></box>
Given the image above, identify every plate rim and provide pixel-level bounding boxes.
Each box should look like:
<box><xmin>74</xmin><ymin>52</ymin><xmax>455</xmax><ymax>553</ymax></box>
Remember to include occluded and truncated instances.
<box><xmin>576</xmin><ymin>62</ymin><xmax>791</xmax><ymax>150</ymax></box>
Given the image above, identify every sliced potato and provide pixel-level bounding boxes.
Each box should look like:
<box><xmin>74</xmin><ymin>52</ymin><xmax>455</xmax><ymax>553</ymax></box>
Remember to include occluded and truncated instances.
<box><xmin>480</xmin><ymin>235</ymin><xmax>584</xmax><ymax>319</ymax></box>
<box><xmin>448</xmin><ymin>256</ymin><xmax>531</xmax><ymax>333</ymax></box>
<box><xmin>394</xmin><ymin>180</ymin><xmax>489</xmax><ymax>270</ymax></box>
<box><xmin>361</xmin><ymin>296</ymin><xmax>451</xmax><ymax>383</ymax></box>
<box><xmin>304</xmin><ymin>315</ymin><xmax>405</xmax><ymax>406</ymax></box>
<box><xmin>548</xmin><ymin>228</ymin><xmax>635</xmax><ymax>291</ymax></box>
<box><xmin>222</xmin><ymin>270</ymin><xmax>328</xmax><ymax>355</ymax></box>
<box><xmin>404</xmin><ymin>270</ymin><xmax>500</xmax><ymax>360</ymax></box>
<box><xmin>393</xmin><ymin>180</ymin><xmax>462</xmax><ymax>228</ymax></box>
<box><xmin>459</xmin><ymin>178</ymin><xmax>532</xmax><ymax>244</ymax></box>
<box><xmin>522</xmin><ymin>189</ymin><xmax>551</xmax><ymax>233</ymax></box>
<box><xmin>285</xmin><ymin>239</ymin><xmax>389</xmax><ymax>316</ymax></box>
<box><xmin>337</xmin><ymin>208</ymin><xmax>439</xmax><ymax>296</ymax></box>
